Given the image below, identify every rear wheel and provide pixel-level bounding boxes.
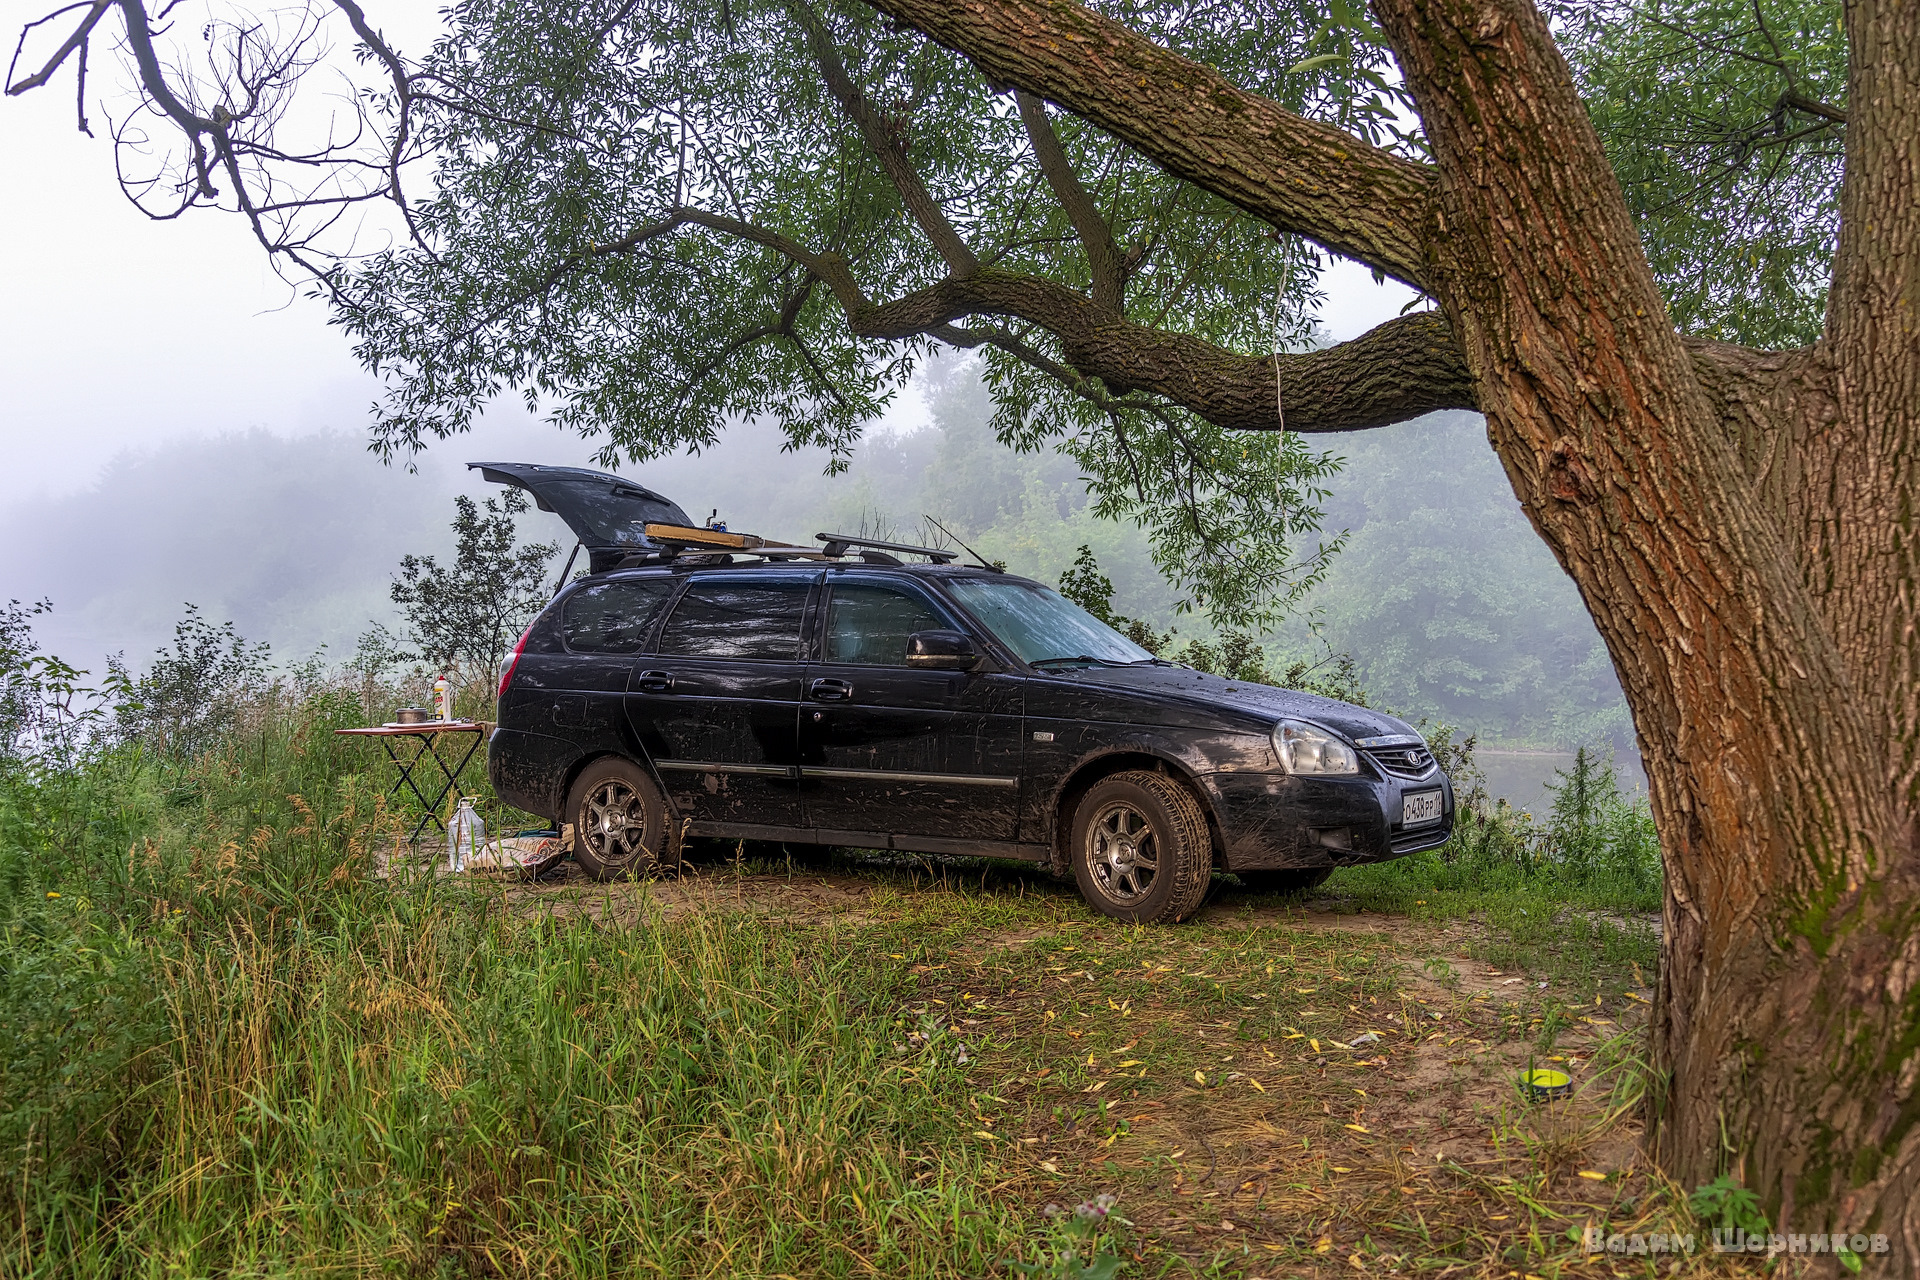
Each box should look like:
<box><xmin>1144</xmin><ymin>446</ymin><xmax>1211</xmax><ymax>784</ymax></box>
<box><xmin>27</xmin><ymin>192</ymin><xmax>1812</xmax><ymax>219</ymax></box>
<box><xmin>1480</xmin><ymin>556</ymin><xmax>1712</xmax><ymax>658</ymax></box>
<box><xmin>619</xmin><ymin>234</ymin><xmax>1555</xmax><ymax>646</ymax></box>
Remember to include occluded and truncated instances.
<box><xmin>1234</xmin><ymin>867</ymin><xmax>1334</xmax><ymax>896</ymax></box>
<box><xmin>1070</xmin><ymin>771</ymin><xmax>1213</xmax><ymax>924</ymax></box>
<box><xmin>566</xmin><ymin>757</ymin><xmax>678</xmax><ymax>881</ymax></box>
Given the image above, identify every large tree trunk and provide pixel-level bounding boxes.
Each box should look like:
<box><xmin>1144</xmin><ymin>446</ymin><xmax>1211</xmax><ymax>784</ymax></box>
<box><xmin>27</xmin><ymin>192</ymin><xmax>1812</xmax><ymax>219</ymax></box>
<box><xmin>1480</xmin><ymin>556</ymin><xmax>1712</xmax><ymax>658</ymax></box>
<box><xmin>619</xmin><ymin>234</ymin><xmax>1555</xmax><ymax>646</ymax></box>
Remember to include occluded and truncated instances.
<box><xmin>863</xmin><ymin>0</ymin><xmax>1920</xmax><ymax>1248</ymax></box>
<box><xmin>1373</xmin><ymin>0</ymin><xmax>1920</xmax><ymax>1248</ymax></box>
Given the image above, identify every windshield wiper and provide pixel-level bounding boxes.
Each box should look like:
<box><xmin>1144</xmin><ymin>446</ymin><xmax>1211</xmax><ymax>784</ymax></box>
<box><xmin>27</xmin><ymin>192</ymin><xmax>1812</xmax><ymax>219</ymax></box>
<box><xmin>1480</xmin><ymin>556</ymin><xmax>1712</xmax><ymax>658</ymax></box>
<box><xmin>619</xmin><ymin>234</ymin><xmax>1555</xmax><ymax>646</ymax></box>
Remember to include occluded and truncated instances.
<box><xmin>1128</xmin><ymin>658</ymin><xmax>1177</xmax><ymax>667</ymax></box>
<box><xmin>1031</xmin><ymin>655</ymin><xmax>1129</xmax><ymax>670</ymax></box>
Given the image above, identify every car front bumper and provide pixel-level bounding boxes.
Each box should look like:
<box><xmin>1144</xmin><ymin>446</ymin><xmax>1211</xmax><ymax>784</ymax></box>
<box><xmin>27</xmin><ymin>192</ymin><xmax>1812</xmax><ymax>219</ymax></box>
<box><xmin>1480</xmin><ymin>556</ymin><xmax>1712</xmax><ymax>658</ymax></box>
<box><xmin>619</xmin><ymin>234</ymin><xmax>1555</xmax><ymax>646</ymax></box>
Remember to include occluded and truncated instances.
<box><xmin>1197</xmin><ymin>768</ymin><xmax>1455</xmax><ymax>871</ymax></box>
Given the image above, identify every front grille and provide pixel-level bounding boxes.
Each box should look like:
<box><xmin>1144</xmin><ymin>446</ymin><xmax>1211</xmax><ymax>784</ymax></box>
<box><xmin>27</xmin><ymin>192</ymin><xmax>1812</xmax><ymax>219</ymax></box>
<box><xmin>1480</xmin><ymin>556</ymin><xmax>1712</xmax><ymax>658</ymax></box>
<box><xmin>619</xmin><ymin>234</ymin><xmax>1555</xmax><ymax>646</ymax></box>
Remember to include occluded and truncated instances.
<box><xmin>1366</xmin><ymin>745</ymin><xmax>1437</xmax><ymax>780</ymax></box>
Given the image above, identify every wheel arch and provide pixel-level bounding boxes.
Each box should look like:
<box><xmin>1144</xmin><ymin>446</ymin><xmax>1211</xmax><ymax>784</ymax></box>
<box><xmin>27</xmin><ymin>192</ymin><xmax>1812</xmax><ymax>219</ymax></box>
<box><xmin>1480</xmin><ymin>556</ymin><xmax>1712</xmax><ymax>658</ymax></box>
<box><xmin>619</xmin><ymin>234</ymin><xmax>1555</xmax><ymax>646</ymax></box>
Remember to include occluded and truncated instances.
<box><xmin>1047</xmin><ymin>747</ymin><xmax>1227</xmax><ymax>878</ymax></box>
<box><xmin>554</xmin><ymin>748</ymin><xmax>671</xmax><ymax>823</ymax></box>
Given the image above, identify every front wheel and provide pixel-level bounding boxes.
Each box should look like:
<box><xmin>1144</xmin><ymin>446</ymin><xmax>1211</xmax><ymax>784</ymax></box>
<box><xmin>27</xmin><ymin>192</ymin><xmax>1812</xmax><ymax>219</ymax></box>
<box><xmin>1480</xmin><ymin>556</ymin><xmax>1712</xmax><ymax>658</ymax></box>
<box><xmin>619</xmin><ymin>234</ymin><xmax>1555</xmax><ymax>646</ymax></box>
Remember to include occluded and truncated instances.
<box><xmin>566</xmin><ymin>757</ymin><xmax>678</xmax><ymax>882</ymax></box>
<box><xmin>1069</xmin><ymin>771</ymin><xmax>1213</xmax><ymax>924</ymax></box>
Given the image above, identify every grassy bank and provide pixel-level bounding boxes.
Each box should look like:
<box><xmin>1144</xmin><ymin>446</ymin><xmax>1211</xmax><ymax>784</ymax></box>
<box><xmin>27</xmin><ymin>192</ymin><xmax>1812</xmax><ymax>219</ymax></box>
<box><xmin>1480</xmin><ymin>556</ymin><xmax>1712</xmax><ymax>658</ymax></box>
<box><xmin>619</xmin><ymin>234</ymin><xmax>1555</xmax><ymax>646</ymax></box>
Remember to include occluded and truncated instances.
<box><xmin>1</xmin><ymin>673</ymin><xmax>1707</xmax><ymax>1277</ymax></box>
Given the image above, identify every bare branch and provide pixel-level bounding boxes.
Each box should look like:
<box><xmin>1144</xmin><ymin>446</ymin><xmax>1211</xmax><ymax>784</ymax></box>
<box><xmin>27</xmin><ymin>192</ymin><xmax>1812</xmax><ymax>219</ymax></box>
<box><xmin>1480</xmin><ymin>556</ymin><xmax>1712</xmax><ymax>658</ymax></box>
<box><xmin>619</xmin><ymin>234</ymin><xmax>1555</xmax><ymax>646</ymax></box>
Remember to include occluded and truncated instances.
<box><xmin>5</xmin><ymin>0</ymin><xmax>110</xmax><ymax>96</ymax></box>
<box><xmin>325</xmin><ymin>0</ymin><xmax>430</xmax><ymax>249</ymax></box>
<box><xmin>113</xmin><ymin>0</ymin><xmax>220</xmax><ymax>142</ymax></box>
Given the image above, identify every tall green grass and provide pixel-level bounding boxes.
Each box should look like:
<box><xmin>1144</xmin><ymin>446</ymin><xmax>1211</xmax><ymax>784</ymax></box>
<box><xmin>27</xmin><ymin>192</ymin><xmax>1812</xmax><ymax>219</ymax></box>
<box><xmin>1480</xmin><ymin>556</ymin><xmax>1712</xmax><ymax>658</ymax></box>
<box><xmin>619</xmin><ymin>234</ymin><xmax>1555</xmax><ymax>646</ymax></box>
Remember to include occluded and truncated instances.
<box><xmin>2</xmin><ymin>688</ymin><xmax>1036</xmax><ymax>1277</ymax></box>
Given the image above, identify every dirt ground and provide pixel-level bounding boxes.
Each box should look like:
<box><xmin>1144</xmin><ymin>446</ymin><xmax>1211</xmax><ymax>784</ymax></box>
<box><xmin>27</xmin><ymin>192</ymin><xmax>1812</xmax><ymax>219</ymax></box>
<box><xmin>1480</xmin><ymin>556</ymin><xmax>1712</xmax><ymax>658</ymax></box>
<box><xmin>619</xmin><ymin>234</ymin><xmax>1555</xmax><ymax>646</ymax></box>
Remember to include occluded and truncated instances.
<box><xmin>475</xmin><ymin>850</ymin><xmax>1682</xmax><ymax>1276</ymax></box>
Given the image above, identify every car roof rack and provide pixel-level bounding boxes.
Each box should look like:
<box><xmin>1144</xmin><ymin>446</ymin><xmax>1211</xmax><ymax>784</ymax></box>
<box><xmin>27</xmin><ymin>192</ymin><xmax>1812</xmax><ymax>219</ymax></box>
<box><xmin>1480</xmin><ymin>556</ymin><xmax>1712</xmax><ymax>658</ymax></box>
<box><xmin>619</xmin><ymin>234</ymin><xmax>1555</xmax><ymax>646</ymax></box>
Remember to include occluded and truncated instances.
<box><xmin>625</xmin><ymin>522</ymin><xmax>967</xmax><ymax>567</ymax></box>
<box><xmin>815</xmin><ymin>533</ymin><xmax>958</xmax><ymax>563</ymax></box>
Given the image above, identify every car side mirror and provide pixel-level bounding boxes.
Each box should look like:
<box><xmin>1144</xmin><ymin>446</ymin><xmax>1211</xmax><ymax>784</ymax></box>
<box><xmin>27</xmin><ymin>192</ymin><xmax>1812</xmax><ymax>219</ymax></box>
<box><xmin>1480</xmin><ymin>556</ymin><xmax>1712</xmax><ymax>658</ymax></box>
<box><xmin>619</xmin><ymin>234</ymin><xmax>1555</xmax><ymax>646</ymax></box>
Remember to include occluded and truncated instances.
<box><xmin>906</xmin><ymin>629</ymin><xmax>980</xmax><ymax>670</ymax></box>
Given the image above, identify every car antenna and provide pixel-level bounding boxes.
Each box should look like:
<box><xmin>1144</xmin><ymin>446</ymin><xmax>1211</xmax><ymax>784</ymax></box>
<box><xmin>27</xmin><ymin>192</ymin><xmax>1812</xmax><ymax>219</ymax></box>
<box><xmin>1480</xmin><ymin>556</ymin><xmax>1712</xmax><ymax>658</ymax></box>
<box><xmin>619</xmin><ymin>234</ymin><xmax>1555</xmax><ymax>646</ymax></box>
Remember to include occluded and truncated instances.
<box><xmin>924</xmin><ymin>517</ymin><xmax>1003</xmax><ymax>572</ymax></box>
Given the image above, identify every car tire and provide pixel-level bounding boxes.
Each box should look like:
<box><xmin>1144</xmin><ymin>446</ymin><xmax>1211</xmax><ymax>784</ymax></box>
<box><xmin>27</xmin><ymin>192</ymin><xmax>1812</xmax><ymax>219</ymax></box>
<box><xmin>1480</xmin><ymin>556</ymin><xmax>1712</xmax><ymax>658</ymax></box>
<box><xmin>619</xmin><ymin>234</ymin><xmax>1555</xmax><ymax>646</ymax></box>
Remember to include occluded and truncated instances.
<box><xmin>1234</xmin><ymin>867</ymin><xmax>1334</xmax><ymax>896</ymax></box>
<box><xmin>1070</xmin><ymin>771</ymin><xmax>1214</xmax><ymax>924</ymax></box>
<box><xmin>566</xmin><ymin>756</ymin><xmax>678</xmax><ymax>882</ymax></box>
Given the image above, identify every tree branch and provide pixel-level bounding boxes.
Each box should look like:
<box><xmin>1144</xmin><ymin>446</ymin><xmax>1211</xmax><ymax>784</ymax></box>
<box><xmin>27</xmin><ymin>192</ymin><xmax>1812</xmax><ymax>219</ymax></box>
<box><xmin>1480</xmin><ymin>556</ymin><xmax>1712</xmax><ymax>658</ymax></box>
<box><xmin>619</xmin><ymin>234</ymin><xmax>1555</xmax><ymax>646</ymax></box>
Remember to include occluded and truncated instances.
<box><xmin>1780</xmin><ymin>90</ymin><xmax>1847</xmax><ymax>125</ymax></box>
<box><xmin>858</xmin><ymin>0</ymin><xmax>1434</xmax><ymax>289</ymax></box>
<box><xmin>850</xmin><ymin>269</ymin><xmax>1475</xmax><ymax>431</ymax></box>
<box><xmin>326</xmin><ymin>0</ymin><xmax>429</xmax><ymax>249</ymax></box>
<box><xmin>1016</xmin><ymin>90</ymin><xmax>1124</xmax><ymax>316</ymax></box>
<box><xmin>5</xmin><ymin>0</ymin><xmax>110</xmax><ymax>96</ymax></box>
<box><xmin>113</xmin><ymin>0</ymin><xmax>220</xmax><ymax>144</ymax></box>
<box><xmin>790</xmin><ymin>0</ymin><xmax>979</xmax><ymax>276</ymax></box>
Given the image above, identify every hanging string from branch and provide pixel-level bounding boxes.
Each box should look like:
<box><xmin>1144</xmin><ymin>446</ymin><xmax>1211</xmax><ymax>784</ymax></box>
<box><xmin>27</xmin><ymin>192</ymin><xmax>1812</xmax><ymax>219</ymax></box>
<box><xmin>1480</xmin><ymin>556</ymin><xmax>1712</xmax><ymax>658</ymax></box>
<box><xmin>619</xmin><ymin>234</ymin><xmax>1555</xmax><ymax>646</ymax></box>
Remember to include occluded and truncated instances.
<box><xmin>1273</xmin><ymin>243</ymin><xmax>1294</xmax><ymax>436</ymax></box>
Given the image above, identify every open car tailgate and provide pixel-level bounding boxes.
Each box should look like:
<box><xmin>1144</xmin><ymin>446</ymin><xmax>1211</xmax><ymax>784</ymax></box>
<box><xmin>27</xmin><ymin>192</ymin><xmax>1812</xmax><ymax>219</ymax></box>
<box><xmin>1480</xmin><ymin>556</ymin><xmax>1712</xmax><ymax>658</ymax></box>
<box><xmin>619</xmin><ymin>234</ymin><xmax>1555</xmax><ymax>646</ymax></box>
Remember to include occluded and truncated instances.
<box><xmin>470</xmin><ymin>462</ymin><xmax>693</xmax><ymax>572</ymax></box>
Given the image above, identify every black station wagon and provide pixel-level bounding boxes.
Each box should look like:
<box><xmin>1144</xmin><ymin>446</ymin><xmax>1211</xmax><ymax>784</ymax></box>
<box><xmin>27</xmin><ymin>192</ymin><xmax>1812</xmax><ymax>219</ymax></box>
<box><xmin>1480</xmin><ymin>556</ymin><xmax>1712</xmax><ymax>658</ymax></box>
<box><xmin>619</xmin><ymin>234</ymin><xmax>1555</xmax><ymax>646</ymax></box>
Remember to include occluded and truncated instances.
<box><xmin>480</xmin><ymin>462</ymin><xmax>1454</xmax><ymax>924</ymax></box>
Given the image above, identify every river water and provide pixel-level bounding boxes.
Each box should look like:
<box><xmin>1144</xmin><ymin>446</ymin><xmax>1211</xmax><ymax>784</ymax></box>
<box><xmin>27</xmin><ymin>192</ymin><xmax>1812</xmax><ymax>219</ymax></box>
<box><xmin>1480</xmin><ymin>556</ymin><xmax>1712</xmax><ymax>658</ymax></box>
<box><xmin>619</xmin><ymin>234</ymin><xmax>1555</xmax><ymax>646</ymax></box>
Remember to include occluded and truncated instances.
<box><xmin>1472</xmin><ymin>748</ymin><xmax>1650</xmax><ymax>819</ymax></box>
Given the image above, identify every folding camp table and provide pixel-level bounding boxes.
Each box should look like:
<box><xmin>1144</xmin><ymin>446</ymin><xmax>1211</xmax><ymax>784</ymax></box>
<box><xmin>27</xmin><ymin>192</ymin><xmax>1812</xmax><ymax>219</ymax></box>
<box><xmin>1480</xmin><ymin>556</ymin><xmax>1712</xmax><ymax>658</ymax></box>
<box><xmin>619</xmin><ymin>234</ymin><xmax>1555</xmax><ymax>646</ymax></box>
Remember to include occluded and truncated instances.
<box><xmin>335</xmin><ymin>721</ymin><xmax>490</xmax><ymax>845</ymax></box>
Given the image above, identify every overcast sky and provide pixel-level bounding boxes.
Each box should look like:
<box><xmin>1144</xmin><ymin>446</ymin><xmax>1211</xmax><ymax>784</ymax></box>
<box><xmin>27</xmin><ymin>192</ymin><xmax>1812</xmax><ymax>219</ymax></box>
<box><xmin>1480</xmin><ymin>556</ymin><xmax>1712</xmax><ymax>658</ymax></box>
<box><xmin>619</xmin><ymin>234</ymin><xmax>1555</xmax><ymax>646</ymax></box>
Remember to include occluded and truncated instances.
<box><xmin>0</xmin><ymin>9</ymin><xmax>1422</xmax><ymax>510</ymax></box>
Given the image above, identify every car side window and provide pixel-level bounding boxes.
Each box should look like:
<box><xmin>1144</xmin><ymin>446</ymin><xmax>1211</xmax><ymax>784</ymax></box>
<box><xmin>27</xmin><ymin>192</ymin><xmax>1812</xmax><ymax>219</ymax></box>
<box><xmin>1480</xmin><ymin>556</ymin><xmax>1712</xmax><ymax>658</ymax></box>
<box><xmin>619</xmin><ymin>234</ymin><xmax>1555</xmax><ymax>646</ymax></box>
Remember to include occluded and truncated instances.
<box><xmin>562</xmin><ymin>579</ymin><xmax>677</xmax><ymax>653</ymax></box>
<box><xmin>824</xmin><ymin>582</ymin><xmax>948</xmax><ymax>667</ymax></box>
<box><xmin>657</xmin><ymin>576</ymin><xmax>812</xmax><ymax>660</ymax></box>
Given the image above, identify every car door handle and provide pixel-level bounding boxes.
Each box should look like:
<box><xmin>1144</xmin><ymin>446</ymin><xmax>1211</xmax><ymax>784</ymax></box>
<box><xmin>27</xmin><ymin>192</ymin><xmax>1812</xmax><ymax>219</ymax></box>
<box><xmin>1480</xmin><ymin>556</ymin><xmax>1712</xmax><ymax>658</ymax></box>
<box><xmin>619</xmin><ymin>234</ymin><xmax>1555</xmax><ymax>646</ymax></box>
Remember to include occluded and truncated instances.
<box><xmin>635</xmin><ymin>670</ymin><xmax>675</xmax><ymax>693</ymax></box>
<box><xmin>808</xmin><ymin>678</ymin><xmax>853</xmax><ymax>702</ymax></box>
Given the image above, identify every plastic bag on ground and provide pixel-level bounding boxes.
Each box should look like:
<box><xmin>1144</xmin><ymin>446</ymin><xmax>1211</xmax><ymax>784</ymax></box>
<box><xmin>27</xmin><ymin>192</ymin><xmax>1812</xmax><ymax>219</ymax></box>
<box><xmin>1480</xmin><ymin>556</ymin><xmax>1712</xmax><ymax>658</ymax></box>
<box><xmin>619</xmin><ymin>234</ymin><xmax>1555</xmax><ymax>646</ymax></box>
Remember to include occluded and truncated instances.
<box><xmin>463</xmin><ymin>834</ymin><xmax>566</xmax><ymax>879</ymax></box>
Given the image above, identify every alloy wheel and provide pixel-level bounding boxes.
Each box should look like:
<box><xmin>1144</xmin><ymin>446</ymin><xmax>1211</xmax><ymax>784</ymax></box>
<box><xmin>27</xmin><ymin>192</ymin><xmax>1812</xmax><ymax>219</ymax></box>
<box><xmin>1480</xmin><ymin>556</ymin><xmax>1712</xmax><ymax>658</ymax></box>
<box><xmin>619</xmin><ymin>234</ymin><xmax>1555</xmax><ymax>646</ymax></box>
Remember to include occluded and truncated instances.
<box><xmin>582</xmin><ymin>779</ymin><xmax>652</xmax><ymax>864</ymax></box>
<box><xmin>1086</xmin><ymin>801</ymin><xmax>1159</xmax><ymax>904</ymax></box>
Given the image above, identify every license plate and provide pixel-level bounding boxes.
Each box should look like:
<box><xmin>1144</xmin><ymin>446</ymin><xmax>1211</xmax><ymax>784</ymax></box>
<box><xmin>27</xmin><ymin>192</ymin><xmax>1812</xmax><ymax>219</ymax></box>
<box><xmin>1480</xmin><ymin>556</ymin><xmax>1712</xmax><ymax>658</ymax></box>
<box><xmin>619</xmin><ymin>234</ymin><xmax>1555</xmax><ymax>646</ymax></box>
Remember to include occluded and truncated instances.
<box><xmin>1402</xmin><ymin>789</ymin><xmax>1443</xmax><ymax>827</ymax></box>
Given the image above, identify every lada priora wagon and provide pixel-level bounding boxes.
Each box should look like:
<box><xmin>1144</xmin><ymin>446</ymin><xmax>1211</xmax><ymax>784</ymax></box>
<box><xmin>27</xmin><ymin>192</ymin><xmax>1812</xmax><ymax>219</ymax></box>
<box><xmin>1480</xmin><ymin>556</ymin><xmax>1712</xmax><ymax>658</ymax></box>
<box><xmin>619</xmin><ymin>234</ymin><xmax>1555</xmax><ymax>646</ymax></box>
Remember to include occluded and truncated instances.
<box><xmin>479</xmin><ymin>462</ymin><xmax>1454</xmax><ymax>924</ymax></box>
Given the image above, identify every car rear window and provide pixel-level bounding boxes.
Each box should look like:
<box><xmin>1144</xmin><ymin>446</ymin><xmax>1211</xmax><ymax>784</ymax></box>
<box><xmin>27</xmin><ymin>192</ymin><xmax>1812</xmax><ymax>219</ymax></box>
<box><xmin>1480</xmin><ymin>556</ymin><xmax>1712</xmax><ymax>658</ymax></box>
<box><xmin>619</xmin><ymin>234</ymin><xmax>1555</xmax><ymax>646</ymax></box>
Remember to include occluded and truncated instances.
<box><xmin>562</xmin><ymin>578</ymin><xmax>677</xmax><ymax>653</ymax></box>
<box><xmin>657</xmin><ymin>576</ymin><xmax>812</xmax><ymax>661</ymax></box>
<box><xmin>824</xmin><ymin>582</ymin><xmax>947</xmax><ymax>666</ymax></box>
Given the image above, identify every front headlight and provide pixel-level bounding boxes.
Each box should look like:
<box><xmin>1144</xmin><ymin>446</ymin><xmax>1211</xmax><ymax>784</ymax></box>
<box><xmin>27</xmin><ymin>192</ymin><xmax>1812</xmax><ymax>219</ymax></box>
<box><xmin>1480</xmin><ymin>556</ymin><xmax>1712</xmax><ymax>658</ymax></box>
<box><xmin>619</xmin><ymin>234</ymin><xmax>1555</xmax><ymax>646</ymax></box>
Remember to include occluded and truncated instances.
<box><xmin>1273</xmin><ymin>719</ymin><xmax>1359</xmax><ymax>775</ymax></box>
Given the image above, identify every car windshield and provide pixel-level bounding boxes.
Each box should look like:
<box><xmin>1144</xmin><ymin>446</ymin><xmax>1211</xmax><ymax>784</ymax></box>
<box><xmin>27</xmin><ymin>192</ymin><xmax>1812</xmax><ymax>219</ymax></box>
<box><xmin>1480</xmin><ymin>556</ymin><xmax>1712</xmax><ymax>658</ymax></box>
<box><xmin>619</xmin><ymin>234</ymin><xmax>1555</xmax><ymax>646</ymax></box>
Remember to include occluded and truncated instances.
<box><xmin>945</xmin><ymin>579</ymin><xmax>1154</xmax><ymax>667</ymax></box>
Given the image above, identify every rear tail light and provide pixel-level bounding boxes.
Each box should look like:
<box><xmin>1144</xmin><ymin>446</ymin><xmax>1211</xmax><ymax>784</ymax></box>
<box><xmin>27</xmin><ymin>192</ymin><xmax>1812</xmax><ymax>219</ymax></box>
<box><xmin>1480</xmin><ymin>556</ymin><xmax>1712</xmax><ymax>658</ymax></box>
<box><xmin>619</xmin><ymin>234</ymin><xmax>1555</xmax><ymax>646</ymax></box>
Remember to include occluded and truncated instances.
<box><xmin>498</xmin><ymin>626</ymin><xmax>532</xmax><ymax>698</ymax></box>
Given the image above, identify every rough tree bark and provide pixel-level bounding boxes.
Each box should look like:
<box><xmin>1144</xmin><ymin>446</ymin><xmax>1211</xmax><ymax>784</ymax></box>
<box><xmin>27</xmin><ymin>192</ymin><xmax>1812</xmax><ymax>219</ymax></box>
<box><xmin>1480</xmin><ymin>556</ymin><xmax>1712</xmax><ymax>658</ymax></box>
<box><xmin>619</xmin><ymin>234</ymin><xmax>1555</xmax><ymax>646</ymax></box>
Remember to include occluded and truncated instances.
<box><xmin>864</xmin><ymin>0</ymin><xmax>1920</xmax><ymax>1247</ymax></box>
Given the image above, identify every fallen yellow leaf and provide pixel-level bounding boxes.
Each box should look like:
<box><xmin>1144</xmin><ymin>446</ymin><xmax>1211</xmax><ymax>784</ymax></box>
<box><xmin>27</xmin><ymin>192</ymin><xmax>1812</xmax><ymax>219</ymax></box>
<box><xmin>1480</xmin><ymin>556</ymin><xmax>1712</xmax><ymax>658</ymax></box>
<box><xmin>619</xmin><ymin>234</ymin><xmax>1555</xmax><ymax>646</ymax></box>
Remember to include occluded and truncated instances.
<box><xmin>1310</xmin><ymin>1039</ymin><xmax>1321</xmax><ymax>1052</ymax></box>
<box><xmin>1248</xmin><ymin>1078</ymin><xmax>1266</xmax><ymax>1092</ymax></box>
<box><xmin>1313</xmin><ymin>1235</ymin><xmax>1334</xmax><ymax>1254</ymax></box>
<box><xmin>1349</xmin><ymin>1253</ymin><xmax>1367</xmax><ymax>1271</ymax></box>
<box><xmin>1116</xmin><ymin>1060</ymin><xmax>1142</xmax><ymax>1068</ymax></box>
<box><xmin>1296</xmin><ymin>987</ymin><xmax>1317</xmax><ymax>993</ymax></box>
<box><xmin>972</xmin><ymin>1131</ymin><xmax>997</xmax><ymax>1140</ymax></box>
<box><xmin>1331</xmin><ymin>1166</ymin><xmax>1353</xmax><ymax>1173</ymax></box>
<box><xmin>1345</xmin><ymin>1123</ymin><xmax>1371</xmax><ymax>1134</ymax></box>
<box><xmin>1577</xmin><ymin>1170</ymin><xmax>1608</xmax><ymax>1181</ymax></box>
<box><xmin>1193</xmin><ymin>1070</ymin><xmax>1206</xmax><ymax>1084</ymax></box>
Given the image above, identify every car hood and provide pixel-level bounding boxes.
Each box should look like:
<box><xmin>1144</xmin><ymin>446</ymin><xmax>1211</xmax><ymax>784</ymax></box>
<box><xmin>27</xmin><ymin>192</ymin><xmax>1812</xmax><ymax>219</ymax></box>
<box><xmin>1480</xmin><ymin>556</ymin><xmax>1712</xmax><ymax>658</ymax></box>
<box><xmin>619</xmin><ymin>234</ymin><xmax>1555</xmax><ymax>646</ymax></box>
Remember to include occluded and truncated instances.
<box><xmin>1049</xmin><ymin>663</ymin><xmax>1424</xmax><ymax>743</ymax></box>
